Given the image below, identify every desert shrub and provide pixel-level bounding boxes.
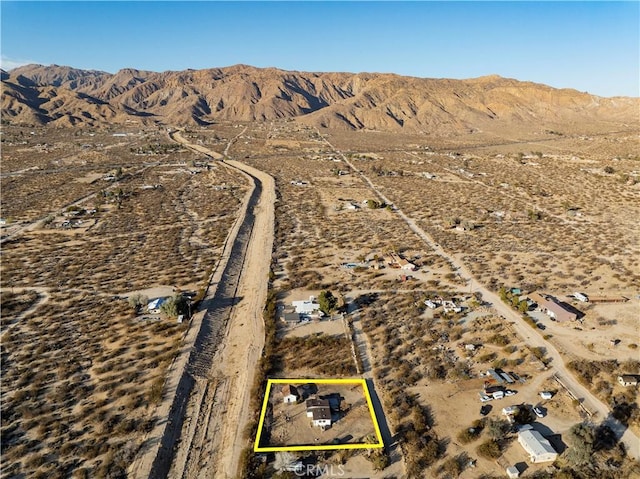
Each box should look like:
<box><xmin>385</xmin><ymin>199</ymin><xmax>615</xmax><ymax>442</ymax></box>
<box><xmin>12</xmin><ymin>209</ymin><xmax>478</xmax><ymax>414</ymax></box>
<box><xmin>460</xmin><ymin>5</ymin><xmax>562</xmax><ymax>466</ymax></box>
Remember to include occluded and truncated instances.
<box><xmin>476</xmin><ymin>439</ymin><xmax>501</xmax><ymax>459</ymax></box>
<box><xmin>457</xmin><ymin>426</ymin><xmax>482</xmax><ymax>444</ymax></box>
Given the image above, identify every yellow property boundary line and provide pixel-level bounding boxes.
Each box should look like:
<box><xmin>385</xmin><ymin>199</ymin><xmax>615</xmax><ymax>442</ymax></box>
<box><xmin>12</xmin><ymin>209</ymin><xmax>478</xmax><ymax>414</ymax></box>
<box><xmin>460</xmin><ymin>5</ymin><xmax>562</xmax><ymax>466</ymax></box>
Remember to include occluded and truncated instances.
<box><xmin>254</xmin><ymin>378</ymin><xmax>384</xmax><ymax>452</ymax></box>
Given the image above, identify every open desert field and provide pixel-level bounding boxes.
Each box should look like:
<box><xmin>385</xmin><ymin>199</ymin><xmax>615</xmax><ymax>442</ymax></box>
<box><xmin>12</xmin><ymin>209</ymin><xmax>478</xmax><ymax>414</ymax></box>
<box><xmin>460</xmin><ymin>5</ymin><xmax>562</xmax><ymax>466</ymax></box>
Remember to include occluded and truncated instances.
<box><xmin>0</xmin><ymin>126</ymin><xmax>248</xmax><ymax>478</ymax></box>
<box><xmin>2</xmin><ymin>116</ymin><xmax>638</xmax><ymax>479</ymax></box>
<box><xmin>216</xmin><ymin>120</ymin><xmax>640</xmax><ymax>478</ymax></box>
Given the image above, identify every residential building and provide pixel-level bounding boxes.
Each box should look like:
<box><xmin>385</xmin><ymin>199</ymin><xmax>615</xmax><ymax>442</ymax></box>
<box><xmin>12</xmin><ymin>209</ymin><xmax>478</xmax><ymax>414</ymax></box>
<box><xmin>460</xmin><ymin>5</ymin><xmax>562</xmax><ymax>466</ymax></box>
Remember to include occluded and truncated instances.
<box><xmin>518</xmin><ymin>428</ymin><xmax>558</xmax><ymax>463</ymax></box>
<box><xmin>306</xmin><ymin>398</ymin><xmax>332</xmax><ymax>428</ymax></box>
<box><xmin>147</xmin><ymin>297</ymin><xmax>168</xmax><ymax>313</ymax></box>
<box><xmin>292</xmin><ymin>296</ymin><xmax>323</xmax><ymax>316</ymax></box>
<box><xmin>529</xmin><ymin>292</ymin><xmax>577</xmax><ymax>322</ymax></box>
<box><xmin>618</xmin><ymin>375</ymin><xmax>640</xmax><ymax>387</ymax></box>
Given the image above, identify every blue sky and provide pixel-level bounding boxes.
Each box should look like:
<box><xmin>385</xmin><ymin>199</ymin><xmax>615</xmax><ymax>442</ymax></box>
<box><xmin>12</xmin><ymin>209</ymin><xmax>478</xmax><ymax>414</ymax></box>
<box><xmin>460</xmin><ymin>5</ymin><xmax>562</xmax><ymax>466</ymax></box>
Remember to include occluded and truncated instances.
<box><xmin>1</xmin><ymin>1</ymin><xmax>638</xmax><ymax>97</ymax></box>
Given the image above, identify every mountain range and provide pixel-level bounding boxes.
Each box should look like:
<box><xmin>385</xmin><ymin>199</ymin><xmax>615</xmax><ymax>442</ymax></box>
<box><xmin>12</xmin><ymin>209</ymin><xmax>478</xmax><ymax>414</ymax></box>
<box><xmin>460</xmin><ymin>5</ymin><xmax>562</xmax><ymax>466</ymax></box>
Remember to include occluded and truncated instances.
<box><xmin>2</xmin><ymin>64</ymin><xmax>638</xmax><ymax>133</ymax></box>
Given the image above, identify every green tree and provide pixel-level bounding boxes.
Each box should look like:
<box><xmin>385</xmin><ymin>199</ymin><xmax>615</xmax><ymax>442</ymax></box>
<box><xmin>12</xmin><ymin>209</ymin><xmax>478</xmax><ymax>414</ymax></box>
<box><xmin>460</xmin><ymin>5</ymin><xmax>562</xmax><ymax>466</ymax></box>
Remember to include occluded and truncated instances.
<box><xmin>518</xmin><ymin>300</ymin><xmax>530</xmax><ymax>313</ymax></box>
<box><xmin>513</xmin><ymin>406</ymin><xmax>535</xmax><ymax>425</ymax></box>
<box><xmin>486</xmin><ymin>418</ymin><xmax>511</xmax><ymax>440</ymax></box>
<box><xmin>366</xmin><ymin>199</ymin><xmax>380</xmax><ymax>209</ymax></box>
<box><xmin>160</xmin><ymin>295</ymin><xmax>188</xmax><ymax>318</ymax></box>
<box><xmin>476</xmin><ymin>439</ymin><xmax>501</xmax><ymax>459</ymax></box>
<box><xmin>318</xmin><ymin>290</ymin><xmax>338</xmax><ymax>315</ymax></box>
<box><xmin>128</xmin><ymin>294</ymin><xmax>149</xmax><ymax>312</ymax></box>
<box><xmin>566</xmin><ymin>422</ymin><xmax>595</xmax><ymax>466</ymax></box>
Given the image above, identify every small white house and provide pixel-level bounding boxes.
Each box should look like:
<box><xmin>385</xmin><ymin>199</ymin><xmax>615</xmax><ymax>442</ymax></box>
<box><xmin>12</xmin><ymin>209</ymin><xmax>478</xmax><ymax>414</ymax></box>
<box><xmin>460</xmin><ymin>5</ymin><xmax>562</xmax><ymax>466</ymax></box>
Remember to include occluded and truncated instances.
<box><xmin>282</xmin><ymin>384</ymin><xmax>299</xmax><ymax>404</ymax></box>
<box><xmin>540</xmin><ymin>391</ymin><xmax>553</xmax><ymax>400</ymax></box>
<box><xmin>400</xmin><ymin>260</ymin><xmax>416</xmax><ymax>271</ymax></box>
<box><xmin>618</xmin><ymin>375</ymin><xmax>639</xmax><ymax>387</ymax></box>
<box><xmin>292</xmin><ymin>296</ymin><xmax>323</xmax><ymax>316</ymax></box>
<box><xmin>506</xmin><ymin>466</ymin><xmax>520</xmax><ymax>478</ymax></box>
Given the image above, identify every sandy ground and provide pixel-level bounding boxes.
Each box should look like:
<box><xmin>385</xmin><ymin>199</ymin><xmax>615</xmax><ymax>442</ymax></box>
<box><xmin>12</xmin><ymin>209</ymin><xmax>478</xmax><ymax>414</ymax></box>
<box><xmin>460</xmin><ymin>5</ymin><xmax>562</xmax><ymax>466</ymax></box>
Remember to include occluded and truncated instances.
<box><xmin>266</xmin><ymin>383</ymin><xmax>377</xmax><ymax>447</ymax></box>
<box><xmin>127</xmin><ymin>128</ymin><xmax>275</xmax><ymax>479</ymax></box>
<box><xmin>211</xmin><ymin>156</ymin><xmax>274</xmax><ymax>478</ymax></box>
<box><xmin>322</xmin><ymin>135</ymin><xmax>640</xmax><ymax>462</ymax></box>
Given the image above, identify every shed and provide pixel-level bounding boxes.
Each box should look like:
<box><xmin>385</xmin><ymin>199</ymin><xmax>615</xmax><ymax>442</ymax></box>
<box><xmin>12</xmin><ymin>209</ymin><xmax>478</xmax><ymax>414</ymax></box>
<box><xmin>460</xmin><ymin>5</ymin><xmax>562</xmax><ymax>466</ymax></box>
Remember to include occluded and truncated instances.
<box><xmin>506</xmin><ymin>466</ymin><xmax>520</xmax><ymax>478</ymax></box>
<box><xmin>282</xmin><ymin>384</ymin><xmax>299</xmax><ymax>404</ymax></box>
<box><xmin>487</xmin><ymin>369</ymin><xmax>505</xmax><ymax>384</ymax></box>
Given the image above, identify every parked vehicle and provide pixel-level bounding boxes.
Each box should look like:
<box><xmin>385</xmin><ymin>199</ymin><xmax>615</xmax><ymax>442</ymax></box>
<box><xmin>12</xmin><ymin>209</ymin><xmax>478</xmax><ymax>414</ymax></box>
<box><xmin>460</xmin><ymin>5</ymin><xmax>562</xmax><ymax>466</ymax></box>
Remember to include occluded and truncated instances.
<box><xmin>533</xmin><ymin>406</ymin><xmax>544</xmax><ymax>418</ymax></box>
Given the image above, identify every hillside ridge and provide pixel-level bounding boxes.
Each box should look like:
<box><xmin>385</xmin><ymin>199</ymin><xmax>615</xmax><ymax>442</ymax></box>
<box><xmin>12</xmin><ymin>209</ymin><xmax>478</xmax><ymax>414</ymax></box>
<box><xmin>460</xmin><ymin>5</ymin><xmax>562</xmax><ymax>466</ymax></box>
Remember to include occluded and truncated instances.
<box><xmin>3</xmin><ymin>63</ymin><xmax>638</xmax><ymax>131</ymax></box>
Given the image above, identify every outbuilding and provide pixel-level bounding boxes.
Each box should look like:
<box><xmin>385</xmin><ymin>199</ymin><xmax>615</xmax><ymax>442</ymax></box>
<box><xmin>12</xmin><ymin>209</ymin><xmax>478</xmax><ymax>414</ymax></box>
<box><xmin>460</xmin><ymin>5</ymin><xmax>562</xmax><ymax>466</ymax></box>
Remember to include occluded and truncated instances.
<box><xmin>282</xmin><ymin>384</ymin><xmax>299</xmax><ymax>404</ymax></box>
<box><xmin>618</xmin><ymin>375</ymin><xmax>640</xmax><ymax>387</ymax></box>
<box><xmin>506</xmin><ymin>466</ymin><xmax>520</xmax><ymax>478</ymax></box>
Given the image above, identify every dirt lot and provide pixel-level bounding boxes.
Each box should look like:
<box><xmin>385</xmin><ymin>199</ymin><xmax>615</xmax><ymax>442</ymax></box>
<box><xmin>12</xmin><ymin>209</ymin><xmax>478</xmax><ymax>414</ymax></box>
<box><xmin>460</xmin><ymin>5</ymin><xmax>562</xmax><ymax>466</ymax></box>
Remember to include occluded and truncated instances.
<box><xmin>0</xmin><ymin>126</ymin><xmax>247</xmax><ymax>479</ymax></box>
<box><xmin>262</xmin><ymin>382</ymin><xmax>378</xmax><ymax>448</ymax></box>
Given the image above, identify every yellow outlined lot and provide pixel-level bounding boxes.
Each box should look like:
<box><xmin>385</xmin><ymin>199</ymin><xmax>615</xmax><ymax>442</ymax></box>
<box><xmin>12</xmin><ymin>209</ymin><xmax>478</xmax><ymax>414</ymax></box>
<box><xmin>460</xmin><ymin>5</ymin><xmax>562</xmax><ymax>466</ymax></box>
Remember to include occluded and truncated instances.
<box><xmin>254</xmin><ymin>378</ymin><xmax>384</xmax><ymax>452</ymax></box>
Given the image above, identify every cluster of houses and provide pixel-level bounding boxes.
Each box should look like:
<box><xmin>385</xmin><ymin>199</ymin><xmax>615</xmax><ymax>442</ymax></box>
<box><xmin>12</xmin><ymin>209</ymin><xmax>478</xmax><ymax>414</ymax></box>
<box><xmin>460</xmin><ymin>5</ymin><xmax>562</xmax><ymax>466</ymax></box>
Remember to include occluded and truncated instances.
<box><xmin>280</xmin><ymin>384</ymin><xmax>334</xmax><ymax>429</ymax></box>
<box><xmin>424</xmin><ymin>298</ymin><xmax>462</xmax><ymax>313</ymax></box>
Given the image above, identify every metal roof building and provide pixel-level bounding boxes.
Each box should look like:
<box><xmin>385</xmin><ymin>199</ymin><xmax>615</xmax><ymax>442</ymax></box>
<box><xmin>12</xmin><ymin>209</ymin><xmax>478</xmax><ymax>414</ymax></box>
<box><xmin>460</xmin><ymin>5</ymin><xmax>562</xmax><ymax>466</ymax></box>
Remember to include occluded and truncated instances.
<box><xmin>518</xmin><ymin>429</ymin><xmax>558</xmax><ymax>463</ymax></box>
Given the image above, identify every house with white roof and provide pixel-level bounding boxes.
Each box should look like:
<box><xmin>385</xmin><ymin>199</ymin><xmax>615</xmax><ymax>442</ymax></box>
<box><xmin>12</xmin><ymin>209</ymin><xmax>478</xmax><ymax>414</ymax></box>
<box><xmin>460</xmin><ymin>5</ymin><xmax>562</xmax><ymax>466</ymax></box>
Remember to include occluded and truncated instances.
<box><xmin>147</xmin><ymin>297</ymin><xmax>169</xmax><ymax>314</ymax></box>
<box><xmin>292</xmin><ymin>296</ymin><xmax>323</xmax><ymax>317</ymax></box>
<box><xmin>518</xmin><ymin>427</ymin><xmax>558</xmax><ymax>463</ymax></box>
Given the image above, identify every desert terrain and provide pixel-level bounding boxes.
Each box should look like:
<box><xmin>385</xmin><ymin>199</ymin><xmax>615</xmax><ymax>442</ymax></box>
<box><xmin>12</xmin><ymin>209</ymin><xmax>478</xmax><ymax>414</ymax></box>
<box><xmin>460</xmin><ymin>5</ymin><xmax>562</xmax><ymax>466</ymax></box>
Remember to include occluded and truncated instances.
<box><xmin>2</xmin><ymin>65</ymin><xmax>639</xmax><ymax>479</ymax></box>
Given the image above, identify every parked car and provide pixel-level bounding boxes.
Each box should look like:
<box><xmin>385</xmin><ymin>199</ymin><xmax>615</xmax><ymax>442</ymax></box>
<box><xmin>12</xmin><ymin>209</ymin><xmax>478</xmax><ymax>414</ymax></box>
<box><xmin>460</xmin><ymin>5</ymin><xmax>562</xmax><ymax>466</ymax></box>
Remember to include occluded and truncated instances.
<box><xmin>540</xmin><ymin>391</ymin><xmax>553</xmax><ymax>400</ymax></box>
<box><xmin>533</xmin><ymin>406</ymin><xmax>544</xmax><ymax>418</ymax></box>
<box><xmin>505</xmin><ymin>390</ymin><xmax>516</xmax><ymax>396</ymax></box>
<box><xmin>480</xmin><ymin>394</ymin><xmax>492</xmax><ymax>402</ymax></box>
<box><xmin>480</xmin><ymin>405</ymin><xmax>491</xmax><ymax>416</ymax></box>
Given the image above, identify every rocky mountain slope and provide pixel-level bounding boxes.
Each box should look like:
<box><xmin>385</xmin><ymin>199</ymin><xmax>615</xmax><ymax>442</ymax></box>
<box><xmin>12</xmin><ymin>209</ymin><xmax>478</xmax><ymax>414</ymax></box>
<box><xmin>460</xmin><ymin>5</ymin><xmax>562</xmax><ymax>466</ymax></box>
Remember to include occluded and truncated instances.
<box><xmin>2</xmin><ymin>64</ymin><xmax>638</xmax><ymax>132</ymax></box>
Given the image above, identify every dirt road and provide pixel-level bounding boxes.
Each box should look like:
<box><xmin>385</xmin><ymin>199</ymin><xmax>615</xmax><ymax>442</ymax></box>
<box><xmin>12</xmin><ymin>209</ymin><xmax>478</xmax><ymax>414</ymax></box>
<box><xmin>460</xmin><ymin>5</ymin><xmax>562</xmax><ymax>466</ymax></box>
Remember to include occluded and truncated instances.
<box><xmin>324</xmin><ymin>137</ymin><xmax>640</xmax><ymax>461</ymax></box>
<box><xmin>128</xmin><ymin>131</ymin><xmax>274</xmax><ymax>478</ymax></box>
